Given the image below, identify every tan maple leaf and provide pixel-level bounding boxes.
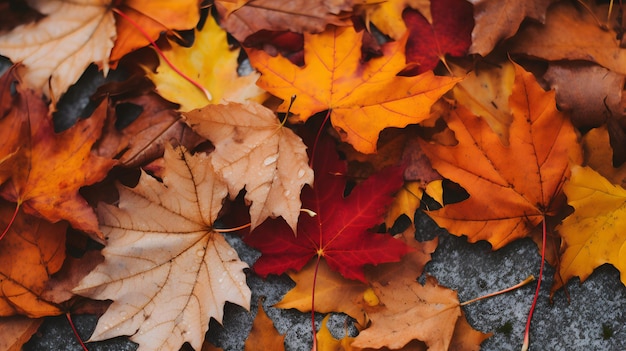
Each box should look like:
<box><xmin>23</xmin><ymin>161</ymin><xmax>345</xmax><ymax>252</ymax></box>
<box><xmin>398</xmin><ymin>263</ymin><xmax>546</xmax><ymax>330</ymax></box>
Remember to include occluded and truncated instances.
<box><xmin>0</xmin><ymin>0</ymin><xmax>115</xmax><ymax>104</ymax></box>
<box><xmin>183</xmin><ymin>101</ymin><xmax>314</xmax><ymax>232</ymax></box>
<box><xmin>73</xmin><ymin>144</ymin><xmax>250</xmax><ymax>351</ymax></box>
<box><xmin>352</xmin><ymin>276</ymin><xmax>461</xmax><ymax>350</ymax></box>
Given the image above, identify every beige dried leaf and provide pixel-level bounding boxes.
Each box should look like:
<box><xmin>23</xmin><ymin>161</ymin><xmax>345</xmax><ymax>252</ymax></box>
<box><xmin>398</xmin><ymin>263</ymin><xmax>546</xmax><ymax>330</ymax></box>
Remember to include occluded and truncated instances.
<box><xmin>183</xmin><ymin>101</ymin><xmax>314</xmax><ymax>232</ymax></box>
<box><xmin>352</xmin><ymin>276</ymin><xmax>461</xmax><ymax>350</ymax></box>
<box><xmin>73</xmin><ymin>144</ymin><xmax>250</xmax><ymax>351</ymax></box>
<box><xmin>0</xmin><ymin>0</ymin><xmax>115</xmax><ymax>104</ymax></box>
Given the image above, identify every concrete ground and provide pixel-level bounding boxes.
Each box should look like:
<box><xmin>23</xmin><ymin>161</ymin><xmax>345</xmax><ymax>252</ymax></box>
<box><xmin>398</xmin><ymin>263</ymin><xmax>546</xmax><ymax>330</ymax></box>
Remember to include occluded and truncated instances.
<box><xmin>23</xmin><ymin>211</ymin><xmax>626</xmax><ymax>351</ymax></box>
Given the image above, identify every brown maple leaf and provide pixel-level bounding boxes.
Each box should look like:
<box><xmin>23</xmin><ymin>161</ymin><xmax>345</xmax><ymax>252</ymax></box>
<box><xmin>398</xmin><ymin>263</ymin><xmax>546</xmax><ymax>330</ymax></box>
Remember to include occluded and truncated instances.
<box><xmin>216</xmin><ymin>0</ymin><xmax>352</xmax><ymax>42</ymax></box>
<box><xmin>74</xmin><ymin>144</ymin><xmax>250</xmax><ymax>351</ymax></box>
<box><xmin>0</xmin><ymin>87</ymin><xmax>116</xmax><ymax>239</ymax></box>
<box><xmin>469</xmin><ymin>0</ymin><xmax>556</xmax><ymax>56</ymax></box>
<box><xmin>247</xmin><ymin>24</ymin><xmax>459</xmax><ymax>154</ymax></box>
<box><xmin>507</xmin><ymin>1</ymin><xmax>626</xmax><ymax>75</ymax></box>
<box><xmin>419</xmin><ymin>62</ymin><xmax>582</xmax><ymax>249</ymax></box>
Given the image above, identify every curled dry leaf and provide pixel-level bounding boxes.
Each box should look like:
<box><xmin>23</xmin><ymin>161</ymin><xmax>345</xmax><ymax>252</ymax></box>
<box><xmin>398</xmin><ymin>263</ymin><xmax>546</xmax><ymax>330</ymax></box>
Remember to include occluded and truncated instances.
<box><xmin>147</xmin><ymin>16</ymin><xmax>267</xmax><ymax>112</ymax></box>
<box><xmin>247</xmin><ymin>25</ymin><xmax>460</xmax><ymax>154</ymax></box>
<box><xmin>543</xmin><ymin>62</ymin><xmax>625</xmax><ymax>129</ymax></box>
<box><xmin>0</xmin><ymin>0</ymin><xmax>115</xmax><ymax>103</ymax></box>
<box><xmin>508</xmin><ymin>1</ymin><xmax>626</xmax><ymax>75</ymax></box>
<box><xmin>469</xmin><ymin>0</ymin><xmax>556</xmax><ymax>56</ymax></box>
<box><xmin>183</xmin><ymin>101</ymin><xmax>314</xmax><ymax>232</ymax></box>
<box><xmin>553</xmin><ymin>165</ymin><xmax>626</xmax><ymax>293</ymax></box>
<box><xmin>0</xmin><ymin>201</ymin><xmax>66</xmax><ymax>318</ymax></box>
<box><xmin>420</xmin><ymin>63</ymin><xmax>582</xmax><ymax>249</ymax></box>
<box><xmin>73</xmin><ymin>144</ymin><xmax>250</xmax><ymax>351</ymax></box>
<box><xmin>216</xmin><ymin>0</ymin><xmax>352</xmax><ymax>42</ymax></box>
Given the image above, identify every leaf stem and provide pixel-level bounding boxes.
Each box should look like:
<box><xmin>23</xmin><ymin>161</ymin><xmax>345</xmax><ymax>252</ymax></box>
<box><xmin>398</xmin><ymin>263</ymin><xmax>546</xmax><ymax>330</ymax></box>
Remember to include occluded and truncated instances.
<box><xmin>521</xmin><ymin>216</ymin><xmax>547</xmax><ymax>351</ymax></box>
<box><xmin>0</xmin><ymin>202</ymin><xmax>20</xmax><ymax>242</ymax></box>
<box><xmin>459</xmin><ymin>275</ymin><xmax>535</xmax><ymax>306</ymax></box>
<box><xmin>213</xmin><ymin>222</ymin><xmax>251</xmax><ymax>233</ymax></box>
<box><xmin>66</xmin><ymin>312</ymin><xmax>90</xmax><ymax>351</ymax></box>
<box><xmin>310</xmin><ymin>255</ymin><xmax>322</xmax><ymax>351</ymax></box>
<box><xmin>309</xmin><ymin>109</ymin><xmax>333</xmax><ymax>168</ymax></box>
<box><xmin>111</xmin><ymin>7</ymin><xmax>212</xmax><ymax>101</ymax></box>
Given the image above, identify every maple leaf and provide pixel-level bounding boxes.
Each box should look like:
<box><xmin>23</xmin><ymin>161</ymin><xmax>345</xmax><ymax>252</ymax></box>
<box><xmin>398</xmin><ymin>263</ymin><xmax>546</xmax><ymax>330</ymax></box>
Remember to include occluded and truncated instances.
<box><xmin>110</xmin><ymin>0</ymin><xmax>200</xmax><ymax>63</ymax></box>
<box><xmin>361</xmin><ymin>0</ymin><xmax>431</xmax><ymax>40</ymax></box>
<box><xmin>244</xmin><ymin>303</ymin><xmax>285</xmax><ymax>351</ymax></box>
<box><xmin>275</xmin><ymin>259</ymin><xmax>370</xmax><ymax>325</ymax></box>
<box><xmin>244</xmin><ymin>132</ymin><xmax>411</xmax><ymax>282</ymax></box>
<box><xmin>93</xmin><ymin>78</ymin><xmax>204</xmax><ymax>168</ymax></box>
<box><xmin>0</xmin><ymin>0</ymin><xmax>115</xmax><ymax>103</ymax></box>
<box><xmin>451</xmin><ymin>60</ymin><xmax>515</xmax><ymax>145</ymax></box>
<box><xmin>183</xmin><ymin>101</ymin><xmax>314</xmax><ymax>232</ymax></box>
<box><xmin>351</xmin><ymin>276</ymin><xmax>461</xmax><ymax>350</ymax></box>
<box><xmin>247</xmin><ymin>25</ymin><xmax>460</xmax><ymax>154</ymax></box>
<box><xmin>316</xmin><ymin>314</ymin><xmax>355</xmax><ymax>351</ymax></box>
<box><xmin>215</xmin><ymin>0</ymin><xmax>352</xmax><ymax>43</ymax></box>
<box><xmin>469</xmin><ymin>0</ymin><xmax>556</xmax><ymax>56</ymax></box>
<box><xmin>0</xmin><ymin>201</ymin><xmax>67</xmax><ymax>318</ymax></box>
<box><xmin>552</xmin><ymin>165</ymin><xmax>626</xmax><ymax>293</ymax></box>
<box><xmin>507</xmin><ymin>1</ymin><xmax>626</xmax><ymax>75</ymax></box>
<box><xmin>0</xmin><ymin>88</ymin><xmax>116</xmax><ymax>239</ymax></box>
<box><xmin>543</xmin><ymin>62</ymin><xmax>625</xmax><ymax>129</ymax></box>
<box><xmin>402</xmin><ymin>0</ymin><xmax>474</xmax><ymax>75</ymax></box>
<box><xmin>73</xmin><ymin>144</ymin><xmax>250</xmax><ymax>351</ymax></box>
<box><xmin>147</xmin><ymin>16</ymin><xmax>267</xmax><ymax>112</ymax></box>
<box><xmin>582</xmin><ymin>126</ymin><xmax>626</xmax><ymax>189</ymax></box>
<box><xmin>419</xmin><ymin>63</ymin><xmax>582</xmax><ymax>249</ymax></box>
<box><xmin>0</xmin><ymin>316</ymin><xmax>44</xmax><ymax>351</ymax></box>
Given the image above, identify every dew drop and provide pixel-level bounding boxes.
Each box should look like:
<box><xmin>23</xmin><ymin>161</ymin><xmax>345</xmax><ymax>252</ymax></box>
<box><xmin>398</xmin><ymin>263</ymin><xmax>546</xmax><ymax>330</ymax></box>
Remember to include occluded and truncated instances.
<box><xmin>263</xmin><ymin>154</ymin><xmax>278</xmax><ymax>166</ymax></box>
<box><xmin>218</xmin><ymin>278</ymin><xmax>224</xmax><ymax>283</ymax></box>
<box><xmin>297</xmin><ymin>169</ymin><xmax>306</xmax><ymax>178</ymax></box>
<box><xmin>196</xmin><ymin>249</ymin><xmax>204</xmax><ymax>257</ymax></box>
<box><xmin>283</xmin><ymin>190</ymin><xmax>291</xmax><ymax>197</ymax></box>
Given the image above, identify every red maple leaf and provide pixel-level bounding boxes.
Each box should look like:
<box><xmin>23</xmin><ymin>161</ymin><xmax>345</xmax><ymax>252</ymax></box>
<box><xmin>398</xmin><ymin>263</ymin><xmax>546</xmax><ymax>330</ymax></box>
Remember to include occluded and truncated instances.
<box><xmin>403</xmin><ymin>0</ymin><xmax>474</xmax><ymax>75</ymax></box>
<box><xmin>244</xmin><ymin>129</ymin><xmax>412</xmax><ymax>282</ymax></box>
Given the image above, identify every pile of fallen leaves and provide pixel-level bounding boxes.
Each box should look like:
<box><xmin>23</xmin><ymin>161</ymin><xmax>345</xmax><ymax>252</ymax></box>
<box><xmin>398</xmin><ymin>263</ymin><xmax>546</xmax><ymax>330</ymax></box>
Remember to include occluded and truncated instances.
<box><xmin>0</xmin><ymin>0</ymin><xmax>625</xmax><ymax>350</ymax></box>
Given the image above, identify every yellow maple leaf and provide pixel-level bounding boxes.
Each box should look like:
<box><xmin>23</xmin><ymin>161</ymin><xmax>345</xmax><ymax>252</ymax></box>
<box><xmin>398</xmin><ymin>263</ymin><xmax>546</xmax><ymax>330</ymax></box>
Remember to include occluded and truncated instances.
<box><xmin>147</xmin><ymin>15</ymin><xmax>267</xmax><ymax>112</ymax></box>
<box><xmin>247</xmin><ymin>25</ymin><xmax>459</xmax><ymax>154</ymax></box>
<box><xmin>553</xmin><ymin>165</ymin><xmax>626</xmax><ymax>293</ymax></box>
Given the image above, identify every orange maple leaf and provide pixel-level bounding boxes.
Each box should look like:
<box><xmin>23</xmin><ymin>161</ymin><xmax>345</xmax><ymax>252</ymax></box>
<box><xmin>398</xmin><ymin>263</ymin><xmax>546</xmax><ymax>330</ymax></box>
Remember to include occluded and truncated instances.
<box><xmin>110</xmin><ymin>0</ymin><xmax>200</xmax><ymax>63</ymax></box>
<box><xmin>247</xmin><ymin>25</ymin><xmax>459</xmax><ymax>154</ymax></box>
<box><xmin>0</xmin><ymin>88</ymin><xmax>116</xmax><ymax>240</ymax></box>
<box><xmin>419</xmin><ymin>63</ymin><xmax>582</xmax><ymax>249</ymax></box>
<box><xmin>0</xmin><ymin>201</ymin><xmax>66</xmax><ymax>318</ymax></box>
